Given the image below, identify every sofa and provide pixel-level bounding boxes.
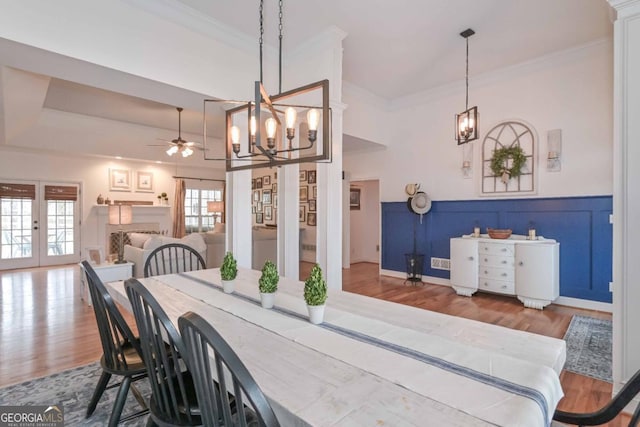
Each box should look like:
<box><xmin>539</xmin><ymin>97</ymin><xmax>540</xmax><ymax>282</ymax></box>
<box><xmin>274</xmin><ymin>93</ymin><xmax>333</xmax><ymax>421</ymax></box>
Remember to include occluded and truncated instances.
<box><xmin>201</xmin><ymin>224</ymin><xmax>277</xmax><ymax>269</ymax></box>
<box><xmin>123</xmin><ymin>232</ymin><xmax>207</xmax><ymax>278</ymax></box>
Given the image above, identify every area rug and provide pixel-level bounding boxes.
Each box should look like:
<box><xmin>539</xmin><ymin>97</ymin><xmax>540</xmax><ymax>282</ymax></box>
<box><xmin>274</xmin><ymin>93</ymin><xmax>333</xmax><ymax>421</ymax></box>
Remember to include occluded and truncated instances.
<box><xmin>0</xmin><ymin>362</ymin><xmax>149</xmax><ymax>426</ymax></box>
<box><xmin>563</xmin><ymin>315</ymin><xmax>612</xmax><ymax>383</ymax></box>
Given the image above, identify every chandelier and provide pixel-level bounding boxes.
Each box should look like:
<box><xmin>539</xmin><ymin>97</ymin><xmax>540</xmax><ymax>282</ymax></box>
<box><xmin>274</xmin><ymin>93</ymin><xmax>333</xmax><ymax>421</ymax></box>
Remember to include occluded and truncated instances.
<box><xmin>203</xmin><ymin>0</ymin><xmax>331</xmax><ymax>171</ymax></box>
<box><xmin>455</xmin><ymin>28</ymin><xmax>479</xmax><ymax>145</ymax></box>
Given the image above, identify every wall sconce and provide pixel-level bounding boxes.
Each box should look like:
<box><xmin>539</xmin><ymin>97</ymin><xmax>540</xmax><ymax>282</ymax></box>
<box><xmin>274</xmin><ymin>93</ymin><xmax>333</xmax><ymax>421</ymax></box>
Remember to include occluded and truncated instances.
<box><xmin>462</xmin><ymin>143</ymin><xmax>473</xmax><ymax>178</ymax></box>
<box><xmin>547</xmin><ymin>129</ymin><xmax>562</xmax><ymax>172</ymax></box>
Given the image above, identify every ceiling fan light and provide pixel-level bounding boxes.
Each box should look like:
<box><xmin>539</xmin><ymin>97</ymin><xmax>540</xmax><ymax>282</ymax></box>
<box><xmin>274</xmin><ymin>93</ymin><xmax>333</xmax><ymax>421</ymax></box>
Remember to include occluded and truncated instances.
<box><xmin>182</xmin><ymin>147</ymin><xmax>193</xmax><ymax>157</ymax></box>
<box><xmin>166</xmin><ymin>145</ymin><xmax>178</xmax><ymax>156</ymax></box>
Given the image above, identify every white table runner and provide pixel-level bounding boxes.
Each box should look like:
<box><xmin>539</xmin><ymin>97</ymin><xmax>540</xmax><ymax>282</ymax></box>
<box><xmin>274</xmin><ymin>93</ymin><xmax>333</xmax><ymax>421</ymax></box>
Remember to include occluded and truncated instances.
<box><xmin>148</xmin><ymin>268</ymin><xmax>564</xmax><ymax>426</ymax></box>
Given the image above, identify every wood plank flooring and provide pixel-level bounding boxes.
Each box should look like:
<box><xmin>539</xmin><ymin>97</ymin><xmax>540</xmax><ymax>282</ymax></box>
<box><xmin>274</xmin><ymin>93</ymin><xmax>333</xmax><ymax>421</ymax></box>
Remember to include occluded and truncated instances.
<box><xmin>0</xmin><ymin>262</ymin><xmax>628</xmax><ymax>425</ymax></box>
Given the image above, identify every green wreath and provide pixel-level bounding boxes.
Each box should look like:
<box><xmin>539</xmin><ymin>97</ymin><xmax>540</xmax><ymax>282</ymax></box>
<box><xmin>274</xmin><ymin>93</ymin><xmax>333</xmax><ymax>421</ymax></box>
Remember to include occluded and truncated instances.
<box><xmin>490</xmin><ymin>146</ymin><xmax>527</xmax><ymax>179</ymax></box>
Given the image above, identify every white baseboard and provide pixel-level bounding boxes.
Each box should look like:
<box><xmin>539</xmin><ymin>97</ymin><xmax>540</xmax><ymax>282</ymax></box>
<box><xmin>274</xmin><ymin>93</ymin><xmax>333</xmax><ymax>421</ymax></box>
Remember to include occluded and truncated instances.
<box><xmin>379</xmin><ymin>268</ymin><xmax>612</xmax><ymax>312</ymax></box>
<box><xmin>553</xmin><ymin>296</ymin><xmax>612</xmax><ymax>313</ymax></box>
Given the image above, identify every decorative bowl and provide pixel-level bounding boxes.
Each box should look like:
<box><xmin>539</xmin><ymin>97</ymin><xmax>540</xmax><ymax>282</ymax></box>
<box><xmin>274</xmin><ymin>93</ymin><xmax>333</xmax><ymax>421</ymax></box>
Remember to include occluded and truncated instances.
<box><xmin>487</xmin><ymin>228</ymin><xmax>512</xmax><ymax>239</ymax></box>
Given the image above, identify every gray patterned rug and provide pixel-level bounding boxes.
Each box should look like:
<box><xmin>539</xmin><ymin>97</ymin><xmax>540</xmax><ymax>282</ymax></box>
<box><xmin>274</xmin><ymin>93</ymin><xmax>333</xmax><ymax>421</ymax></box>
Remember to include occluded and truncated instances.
<box><xmin>563</xmin><ymin>315</ymin><xmax>612</xmax><ymax>383</ymax></box>
<box><xmin>0</xmin><ymin>363</ymin><xmax>149</xmax><ymax>426</ymax></box>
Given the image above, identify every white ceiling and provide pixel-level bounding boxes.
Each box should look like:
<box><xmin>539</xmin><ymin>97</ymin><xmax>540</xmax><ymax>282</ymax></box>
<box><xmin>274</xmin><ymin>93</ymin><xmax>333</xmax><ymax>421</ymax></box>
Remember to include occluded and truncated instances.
<box><xmin>0</xmin><ymin>0</ymin><xmax>613</xmax><ymax>168</ymax></box>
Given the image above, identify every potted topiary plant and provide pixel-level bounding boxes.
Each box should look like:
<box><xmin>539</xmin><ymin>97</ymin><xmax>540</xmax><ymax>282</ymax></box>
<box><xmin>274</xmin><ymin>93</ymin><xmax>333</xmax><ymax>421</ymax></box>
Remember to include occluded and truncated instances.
<box><xmin>258</xmin><ymin>260</ymin><xmax>279</xmax><ymax>309</ymax></box>
<box><xmin>220</xmin><ymin>251</ymin><xmax>237</xmax><ymax>293</ymax></box>
<box><xmin>303</xmin><ymin>263</ymin><xmax>328</xmax><ymax>324</ymax></box>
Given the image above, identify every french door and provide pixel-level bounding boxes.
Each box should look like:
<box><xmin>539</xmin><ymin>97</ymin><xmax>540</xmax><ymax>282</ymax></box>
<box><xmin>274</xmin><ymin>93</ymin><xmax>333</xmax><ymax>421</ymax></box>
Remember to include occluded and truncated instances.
<box><xmin>0</xmin><ymin>180</ymin><xmax>80</xmax><ymax>269</ymax></box>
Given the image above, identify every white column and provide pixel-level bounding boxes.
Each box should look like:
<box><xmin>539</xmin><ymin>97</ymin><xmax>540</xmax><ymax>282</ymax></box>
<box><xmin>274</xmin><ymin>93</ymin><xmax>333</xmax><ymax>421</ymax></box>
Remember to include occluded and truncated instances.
<box><xmin>278</xmin><ymin>163</ymin><xmax>300</xmax><ymax>280</ymax></box>
<box><xmin>227</xmin><ymin>169</ymin><xmax>252</xmax><ymax>268</ymax></box>
<box><xmin>609</xmin><ymin>0</ymin><xmax>640</xmax><ymax>398</ymax></box>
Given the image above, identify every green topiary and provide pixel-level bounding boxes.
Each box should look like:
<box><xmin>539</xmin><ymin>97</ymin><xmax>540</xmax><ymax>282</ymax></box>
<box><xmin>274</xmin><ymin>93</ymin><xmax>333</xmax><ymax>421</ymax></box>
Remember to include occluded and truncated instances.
<box><xmin>220</xmin><ymin>252</ymin><xmax>237</xmax><ymax>281</ymax></box>
<box><xmin>258</xmin><ymin>260</ymin><xmax>279</xmax><ymax>293</ymax></box>
<box><xmin>490</xmin><ymin>145</ymin><xmax>527</xmax><ymax>180</ymax></box>
<box><xmin>304</xmin><ymin>264</ymin><xmax>327</xmax><ymax>306</ymax></box>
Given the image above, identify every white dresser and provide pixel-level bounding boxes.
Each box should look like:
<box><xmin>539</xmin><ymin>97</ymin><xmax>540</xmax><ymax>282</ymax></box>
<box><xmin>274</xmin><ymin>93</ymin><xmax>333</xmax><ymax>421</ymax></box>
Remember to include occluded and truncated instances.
<box><xmin>450</xmin><ymin>234</ymin><xmax>559</xmax><ymax>309</ymax></box>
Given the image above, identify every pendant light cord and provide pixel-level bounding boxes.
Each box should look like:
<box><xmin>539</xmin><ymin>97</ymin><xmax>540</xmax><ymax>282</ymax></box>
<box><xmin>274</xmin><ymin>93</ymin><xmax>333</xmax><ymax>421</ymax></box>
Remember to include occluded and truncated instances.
<box><xmin>259</xmin><ymin>0</ymin><xmax>264</xmax><ymax>84</ymax></box>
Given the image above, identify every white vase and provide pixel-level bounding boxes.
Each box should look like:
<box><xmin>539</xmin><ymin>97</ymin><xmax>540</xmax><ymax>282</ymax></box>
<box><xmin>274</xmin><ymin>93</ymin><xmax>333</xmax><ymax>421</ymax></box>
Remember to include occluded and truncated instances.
<box><xmin>222</xmin><ymin>280</ymin><xmax>234</xmax><ymax>294</ymax></box>
<box><xmin>260</xmin><ymin>292</ymin><xmax>276</xmax><ymax>309</ymax></box>
<box><xmin>307</xmin><ymin>304</ymin><xmax>326</xmax><ymax>324</ymax></box>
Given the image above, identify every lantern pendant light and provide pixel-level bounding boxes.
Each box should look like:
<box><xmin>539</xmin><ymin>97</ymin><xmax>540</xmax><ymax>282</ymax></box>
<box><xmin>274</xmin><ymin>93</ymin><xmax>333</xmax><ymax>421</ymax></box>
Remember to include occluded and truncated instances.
<box><xmin>455</xmin><ymin>28</ymin><xmax>479</xmax><ymax>145</ymax></box>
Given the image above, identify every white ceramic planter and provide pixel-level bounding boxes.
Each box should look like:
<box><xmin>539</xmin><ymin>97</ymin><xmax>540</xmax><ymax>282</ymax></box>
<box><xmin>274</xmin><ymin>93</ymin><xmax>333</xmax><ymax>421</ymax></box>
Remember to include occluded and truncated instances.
<box><xmin>222</xmin><ymin>280</ymin><xmax>234</xmax><ymax>294</ymax></box>
<box><xmin>307</xmin><ymin>304</ymin><xmax>326</xmax><ymax>325</ymax></box>
<box><xmin>260</xmin><ymin>292</ymin><xmax>276</xmax><ymax>309</ymax></box>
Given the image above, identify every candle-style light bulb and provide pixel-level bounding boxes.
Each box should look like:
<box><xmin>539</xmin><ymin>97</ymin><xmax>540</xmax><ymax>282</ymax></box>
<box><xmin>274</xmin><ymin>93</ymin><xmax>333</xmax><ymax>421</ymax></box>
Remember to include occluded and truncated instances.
<box><xmin>265</xmin><ymin>117</ymin><xmax>277</xmax><ymax>150</ymax></box>
<box><xmin>285</xmin><ymin>107</ymin><xmax>297</xmax><ymax>146</ymax></box>
<box><xmin>307</xmin><ymin>108</ymin><xmax>320</xmax><ymax>143</ymax></box>
<box><xmin>231</xmin><ymin>125</ymin><xmax>241</xmax><ymax>154</ymax></box>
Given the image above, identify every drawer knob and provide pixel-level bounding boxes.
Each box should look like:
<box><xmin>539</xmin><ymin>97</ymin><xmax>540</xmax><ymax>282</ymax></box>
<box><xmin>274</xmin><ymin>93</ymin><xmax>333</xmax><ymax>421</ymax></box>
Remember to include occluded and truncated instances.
<box><xmin>484</xmin><ymin>258</ymin><xmax>488</xmax><ymax>262</ymax></box>
<box><xmin>468</xmin><ymin>256</ymin><xmax>474</xmax><ymax>261</ymax></box>
<box><xmin>484</xmin><ymin>271</ymin><xmax>489</xmax><ymax>274</ymax></box>
<box><xmin>501</xmin><ymin>273</ymin><xmax>507</xmax><ymax>277</ymax></box>
<box><xmin>519</xmin><ymin>261</ymin><xmax>524</xmax><ymax>266</ymax></box>
<box><xmin>501</xmin><ymin>260</ymin><xmax>507</xmax><ymax>264</ymax></box>
<box><xmin>484</xmin><ymin>282</ymin><xmax>489</xmax><ymax>287</ymax></box>
<box><xmin>501</xmin><ymin>248</ymin><xmax>507</xmax><ymax>252</ymax></box>
<box><xmin>501</xmin><ymin>285</ymin><xmax>507</xmax><ymax>289</ymax></box>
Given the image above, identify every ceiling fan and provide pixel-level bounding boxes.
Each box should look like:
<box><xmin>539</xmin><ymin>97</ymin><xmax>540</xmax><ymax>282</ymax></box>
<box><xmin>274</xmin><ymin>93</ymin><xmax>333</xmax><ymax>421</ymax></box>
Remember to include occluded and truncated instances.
<box><xmin>150</xmin><ymin>107</ymin><xmax>200</xmax><ymax>158</ymax></box>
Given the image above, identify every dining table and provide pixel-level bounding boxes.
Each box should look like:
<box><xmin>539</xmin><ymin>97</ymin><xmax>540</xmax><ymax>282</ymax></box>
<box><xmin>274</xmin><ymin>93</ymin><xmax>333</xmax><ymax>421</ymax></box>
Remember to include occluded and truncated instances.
<box><xmin>105</xmin><ymin>267</ymin><xmax>566</xmax><ymax>427</ymax></box>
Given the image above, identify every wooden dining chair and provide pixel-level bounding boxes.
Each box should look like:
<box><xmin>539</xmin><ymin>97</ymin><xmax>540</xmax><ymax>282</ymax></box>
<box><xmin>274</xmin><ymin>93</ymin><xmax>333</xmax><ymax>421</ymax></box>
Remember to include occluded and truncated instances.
<box><xmin>81</xmin><ymin>261</ymin><xmax>148</xmax><ymax>427</ymax></box>
<box><xmin>143</xmin><ymin>243</ymin><xmax>206</xmax><ymax>278</ymax></box>
<box><xmin>552</xmin><ymin>368</ymin><xmax>640</xmax><ymax>426</ymax></box>
<box><xmin>124</xmin><ymin>278</ymin><xmax>202</xmax><ymax>426</ymax></box>
<box><xmin>179</xmin><ymin>311</ymin><xmax>280</xmax><ymax>427</ymax></box>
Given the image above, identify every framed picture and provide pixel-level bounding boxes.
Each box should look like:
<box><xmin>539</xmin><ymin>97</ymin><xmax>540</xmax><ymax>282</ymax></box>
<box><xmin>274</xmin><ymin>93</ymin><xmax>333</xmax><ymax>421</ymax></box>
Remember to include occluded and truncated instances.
<box><xmin>109</xmin><ymin>168</ymin><xmax>131</xmax><ymax>191</ymax></box>
<box><xmin>256</xmin><ymin>177</ymin><xmax>263</xmax><ymax>189</ymax></box>
<box><xmin>264</xmin><ymin>205</ymin><xmax>273</xmax><ymax>221</ymax></box>
<box><xmin>299</xmin><ymin>170</ymin><xmax>307</xmax><ymax>181</ymax></box>
<box><xmin>308</xmin><ymin>199</ymin><xmax>316</xmax><ymax>212</ymax></box>
<box><xmin>253</xmin><ymin>190</ymin><xmax>261</xmax><ymax>202</ymax></box>
<box><xmin>256</xmin><ymin>213</ymin><xmax>264</xmax><ymax>224</ymax></box>
<box><xmin>313</xmin><ymin>185</ymin><xmax>317</xmax><ymax>199</ymax></box>
<box><xmin>272</xmin><ymin>183</ymin><xmax>277</xmax><ymax>193</ymax></box>
<box><xmin>257</xmin><ymin>202</ymin><xmax>263</xmax><ymax>212</ymax></box>
<box><xmin>299</xmin><ymin>205</ymin><xmax>306</xmax><ymax>222</ymax></box>
<box><xmin>252</xmin><ymin>179</ymin><xmax>256</xmax><ymax>190</ymax></box>
<box><xmin>307</xmin><ymin>170</ymin><xmax>317</xmax><ymax>184</ymax></box>
<box><xmin>135</xmin><ymin>171</ymin><xmax>154</xmax><ymax>192</ymax></box>
<box><xmin>350</xmin><ymin>188</ymin><xmax>361</xmax><ymax>210</ymax></box>
<box><xmin>85</xmin><ymin>246</ymin><xmax>104</xmax><ymax>265</ymax></box>
<box><xmin>307</xmin><ymin>212</ymin><xmax>317</xmax><ymax>226</ymax></box>
<box><xmin>263</xmin><ymin>175</ymin><xmax>271</xmax><ymax>186</ymax></box>
<box><xmin>274</xmin><ymin>194</ymin><xmax>278</xmax><ymax>208</ymax></box>
<box><xmin>262</xmin><ymin>189</ymin><xmax>272</xmax><ymax>205</ymax></box>
<box><xmin>252</xmin><ymin>205</ymin><xmax>257</xmax><ymax>213</ymax></box>
<box><xmin>300</xmin><ymin>185</ymin><xmax>308</xmax><ymax>202</ymax></box>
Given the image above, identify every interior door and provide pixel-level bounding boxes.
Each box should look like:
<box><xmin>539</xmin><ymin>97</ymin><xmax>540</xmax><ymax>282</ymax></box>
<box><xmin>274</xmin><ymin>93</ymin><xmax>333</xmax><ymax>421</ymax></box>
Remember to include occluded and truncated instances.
<box><xmin>0</xmin><ymin>180</ymin><xmax>80</xmax><ymax>269</ymax></box>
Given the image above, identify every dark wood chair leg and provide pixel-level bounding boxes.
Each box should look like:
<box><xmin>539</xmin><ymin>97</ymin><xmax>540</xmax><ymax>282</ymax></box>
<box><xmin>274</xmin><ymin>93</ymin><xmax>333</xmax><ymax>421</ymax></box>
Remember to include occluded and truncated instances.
<box><xmin>108</xmin><ymin>375</ymin><xmax>132</xmax><ymax>427</ymax></box>
<box><xmin>86</xmin><ymin>370</ymin><xmax>111</xmax><ymax>417</ymax></box>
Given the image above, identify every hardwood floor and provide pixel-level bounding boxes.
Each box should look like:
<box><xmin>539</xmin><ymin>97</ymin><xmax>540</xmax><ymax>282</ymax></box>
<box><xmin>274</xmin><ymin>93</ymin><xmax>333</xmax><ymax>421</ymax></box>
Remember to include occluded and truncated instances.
<box><xmin>0</xmin><ymin>262</ymin><xmax>628</xmax><ymax>425</ymax></box>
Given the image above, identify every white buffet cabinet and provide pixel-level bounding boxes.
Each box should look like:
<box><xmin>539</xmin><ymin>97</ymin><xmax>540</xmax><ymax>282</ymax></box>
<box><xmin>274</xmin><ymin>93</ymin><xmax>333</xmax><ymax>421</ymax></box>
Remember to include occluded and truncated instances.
<box><xmin>450</xmin><ymin>234</ymin><xmax>559</xmax><ymax>309</ymax></box>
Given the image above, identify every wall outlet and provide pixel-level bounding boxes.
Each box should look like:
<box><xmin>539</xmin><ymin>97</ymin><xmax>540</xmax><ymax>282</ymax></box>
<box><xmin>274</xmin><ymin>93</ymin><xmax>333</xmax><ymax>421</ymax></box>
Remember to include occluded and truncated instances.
<box><xmin>609</xmin><ymin>281</ymin><xmax>613</xmax><ymax>292</ymax></box>
<box><xmin>609</xmin><ymin>214</ymin><xmax>613</xmax><ymax>224</ymax></box>
<box><xmin>430</xmin><ymin>257</ymin><xmax>450</xmax><ymax>271</ymax></box>
<box><xmin>376</xmin><ymin>244</ymin><xmax>380</xmax><ymax>252</ymax></box>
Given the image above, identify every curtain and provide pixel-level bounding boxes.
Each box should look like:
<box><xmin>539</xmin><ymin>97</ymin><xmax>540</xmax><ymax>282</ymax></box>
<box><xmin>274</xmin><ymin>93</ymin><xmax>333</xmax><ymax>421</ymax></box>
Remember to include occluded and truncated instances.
<box><xmin>172</xmin><ymin>179</ymin><xmax>186</xmax><ymax>238</ymax></box>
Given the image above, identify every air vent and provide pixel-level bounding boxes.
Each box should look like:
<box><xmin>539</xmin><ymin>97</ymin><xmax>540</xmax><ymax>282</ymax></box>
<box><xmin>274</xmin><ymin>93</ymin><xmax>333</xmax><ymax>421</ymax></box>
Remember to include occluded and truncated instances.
<box><xmin>430</xmin><ymin>257</ymin><xmax>451</xmax><ymax>271</ymax></box>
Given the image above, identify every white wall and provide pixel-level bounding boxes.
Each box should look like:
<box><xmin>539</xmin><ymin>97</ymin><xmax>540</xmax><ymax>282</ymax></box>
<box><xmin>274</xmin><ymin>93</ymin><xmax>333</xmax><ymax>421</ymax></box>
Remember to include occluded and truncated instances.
<box><xmin>0</xmin><ymin>148</ymin><xmax>223</xmax><ymax>259</ymax></box>
<box><xmin>345</xmin><ymin>40</ymin><xmax>613</xmax><ymax>202</ymax></box>
<box><xmin>349</xmin><ymin>180</ymin><xmax>380</xmax><ymax>264</ymax></box>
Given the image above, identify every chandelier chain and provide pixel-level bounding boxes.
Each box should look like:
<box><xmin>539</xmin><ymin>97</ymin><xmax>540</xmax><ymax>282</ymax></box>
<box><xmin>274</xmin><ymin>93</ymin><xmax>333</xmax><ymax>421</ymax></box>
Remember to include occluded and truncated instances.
<box><xmin>278</xmin><ymin>0</ymin><xmax>283</xmax><ymax>94</ymax></box>
<box><xmin>465</xmin><ymin>36</ymin><xmax>469</xmax><ymax>111</ymax></box>
<box><xmin>259</xmin><ymin>0</ymin><xmax>264</xmax><ymax>83</ymax></box>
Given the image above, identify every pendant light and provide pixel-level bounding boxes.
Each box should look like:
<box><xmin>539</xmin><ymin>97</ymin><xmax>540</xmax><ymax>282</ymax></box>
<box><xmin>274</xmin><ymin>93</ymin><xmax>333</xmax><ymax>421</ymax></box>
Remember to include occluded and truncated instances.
<box><xmin>455</xmin><ymin>28</ymin><xmax>479</xmax><ymax>145</ymax></box>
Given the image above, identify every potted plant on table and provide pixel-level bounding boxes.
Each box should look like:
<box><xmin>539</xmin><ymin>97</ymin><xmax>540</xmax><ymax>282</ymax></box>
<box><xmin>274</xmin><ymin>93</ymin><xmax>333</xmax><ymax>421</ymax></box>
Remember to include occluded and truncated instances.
<box><xmin>258</xmin><ymin>260</ymin><xmax>279</xmax><ymax>309</ymax></box>
<box><xmin>304</xmin><ymin>264</ymin><xmax>328</xmax><ymax>324</ymax></box>
<box><xmin>220</xmin><ymin>252</ymin><xmax>237</xmax><ymax>293</ymax></box>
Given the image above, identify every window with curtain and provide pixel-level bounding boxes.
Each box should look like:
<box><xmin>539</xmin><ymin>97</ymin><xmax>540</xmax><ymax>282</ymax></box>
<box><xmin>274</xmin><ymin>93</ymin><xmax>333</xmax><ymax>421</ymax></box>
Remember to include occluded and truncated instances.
<box><xmin>185</xmin><ymin>188</ymin><xmax>223</xmax><ymax>233</ymax></box>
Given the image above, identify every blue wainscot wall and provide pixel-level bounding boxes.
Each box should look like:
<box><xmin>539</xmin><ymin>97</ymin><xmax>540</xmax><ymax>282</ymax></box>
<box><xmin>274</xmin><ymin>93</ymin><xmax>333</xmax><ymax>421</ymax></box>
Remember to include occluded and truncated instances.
<box><xmin>381</xmin><ymin>196</ymin><xmax>612</xmax><ymax>303</ymax></box>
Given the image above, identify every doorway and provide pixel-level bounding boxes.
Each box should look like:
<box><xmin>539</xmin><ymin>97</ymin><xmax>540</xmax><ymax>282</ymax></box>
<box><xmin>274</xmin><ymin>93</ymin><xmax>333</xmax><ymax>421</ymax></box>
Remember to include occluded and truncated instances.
<box><xmin>349</xmin><ymin>179</ymin><xmax>380</xmax><ymax>265</ymax></box>
<box><xmin>0</xmin><ymin>180</ymin><xmax>81</xmax><ymax>269</ymax></box>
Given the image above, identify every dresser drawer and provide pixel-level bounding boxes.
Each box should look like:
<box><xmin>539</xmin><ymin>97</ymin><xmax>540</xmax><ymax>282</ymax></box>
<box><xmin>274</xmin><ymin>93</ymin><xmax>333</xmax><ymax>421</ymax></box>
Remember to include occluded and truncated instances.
<box><xmin>478</xmin><ymin>278</ymin><xmax>515</xmax><ymax>295</ymax></box>
<box><xmin>479</xmin><ymin>254</ymin><xmax>513</xmax><ymax>268</ymax></box>
<box><xmin>479</xmin><ymin>265</ymin><xmax>514</xmax><ymax>281</ymax></box>
<box><xmin>479</xmin><ymin>243</ymin><xmax>514</xmax><ymax>256</ymax></box>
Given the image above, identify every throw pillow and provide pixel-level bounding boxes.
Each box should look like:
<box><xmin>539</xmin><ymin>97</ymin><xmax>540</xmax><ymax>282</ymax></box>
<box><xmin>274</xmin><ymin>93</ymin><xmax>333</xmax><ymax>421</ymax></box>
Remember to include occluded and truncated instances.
<box><xmin>129</xmin><ymin>232</ymin><xmax>150</xmax><ymax>248</ymax></box>
<box><xmin>143</xmin><ymin>235</ymin><xmax>162</xmax><ymax>251</ymax></box>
